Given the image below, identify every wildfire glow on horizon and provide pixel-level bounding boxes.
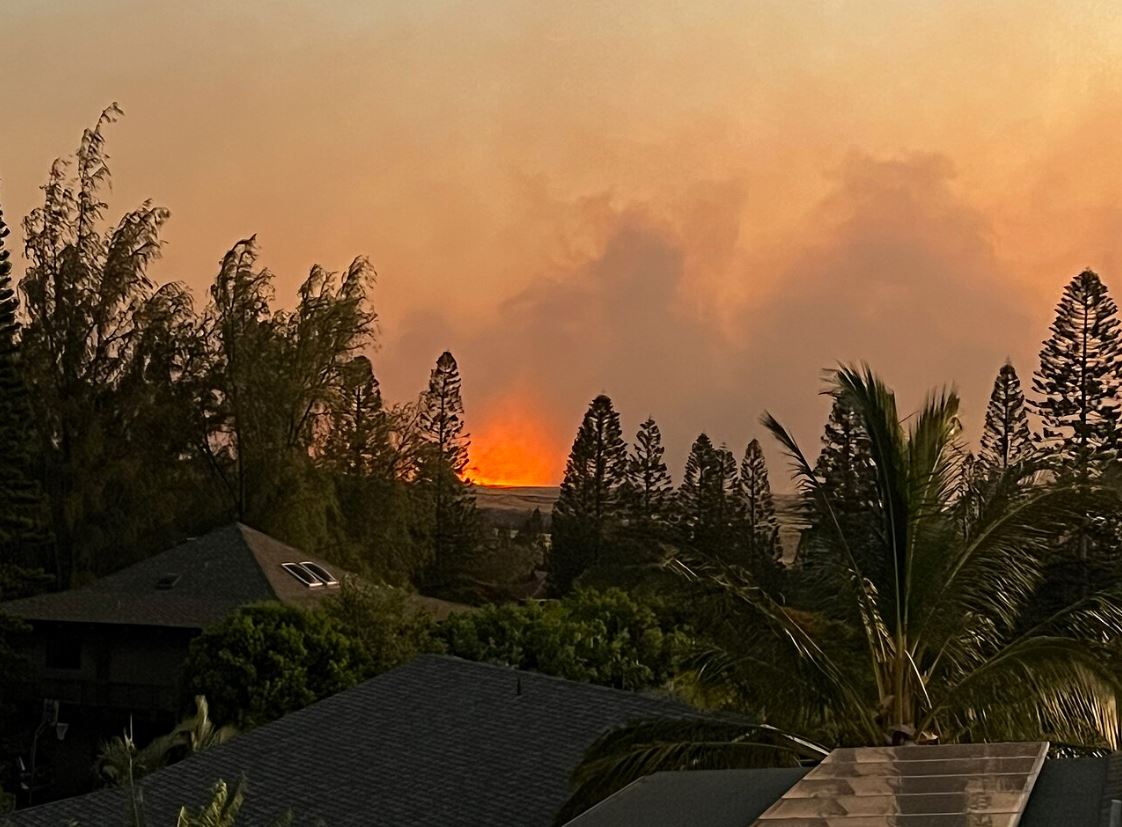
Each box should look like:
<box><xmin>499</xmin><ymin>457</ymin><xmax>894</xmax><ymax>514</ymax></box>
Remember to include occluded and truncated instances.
<box><xmin>466</xmin><ymin>397</ymin><xmax>568</xmax><ymax>488</ymax></box>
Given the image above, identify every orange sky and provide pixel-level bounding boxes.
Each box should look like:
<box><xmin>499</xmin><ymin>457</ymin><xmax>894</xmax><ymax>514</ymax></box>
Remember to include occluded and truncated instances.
<box><xmin>5</xmin><ymin>1</ymin><xmax>1122</xmax><ymax>487</ymax></box>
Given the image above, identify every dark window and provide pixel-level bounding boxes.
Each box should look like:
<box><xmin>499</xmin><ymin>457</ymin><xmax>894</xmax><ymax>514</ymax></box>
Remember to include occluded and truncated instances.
<box><xmin>45</xmin><ymin>636</ymin><xmax>82</xmax><ymax>670</ymax></box>
<box><xmin>155</xmin><ymin>574</ymin><xmax>181</xmax><ymax>590</ymax></box>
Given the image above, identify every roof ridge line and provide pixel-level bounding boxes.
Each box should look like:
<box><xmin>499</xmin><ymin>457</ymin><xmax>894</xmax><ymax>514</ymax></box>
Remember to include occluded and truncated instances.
<box><xmin>414</xmin><ymin>654</ymin><xmax>689</xmax><ymax>706</ymax></box>
<box><xmin>236</xmin><ymin>523</ymin><xmax>287</xmax><ymax>602</ymax></box>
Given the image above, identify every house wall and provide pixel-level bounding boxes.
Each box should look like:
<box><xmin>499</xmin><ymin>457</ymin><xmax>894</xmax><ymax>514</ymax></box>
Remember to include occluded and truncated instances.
<box><xmin>15</xmin><ymin>621</ymin><xmax>198</xmax><ymax>716</ymax></box>
<box><xmin>7</xmin><ymin>621</ymin><xmax>201</xmax><ymax>803</ymax></box>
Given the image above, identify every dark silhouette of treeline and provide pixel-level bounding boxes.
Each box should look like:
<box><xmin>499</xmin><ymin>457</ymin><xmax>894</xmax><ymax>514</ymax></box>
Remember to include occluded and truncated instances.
<box><xmin>2</xmin><ymin>108</ymin><xmax>1121</xmax><ymax>615</ymax></box>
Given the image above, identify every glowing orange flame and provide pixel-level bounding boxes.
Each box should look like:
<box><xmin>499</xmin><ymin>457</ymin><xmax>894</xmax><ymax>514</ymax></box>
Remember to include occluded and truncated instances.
<box><xmin>467</xmin><ymin>396</ymin><xmax>565</xmax><ymax>487</ymax></box>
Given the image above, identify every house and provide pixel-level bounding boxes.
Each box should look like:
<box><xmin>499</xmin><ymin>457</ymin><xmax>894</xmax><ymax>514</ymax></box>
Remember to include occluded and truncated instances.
<box><xmin>0</xmin><ymin>523</ymin><xmax>369</xmax><ymax>801</ymax></box>
<box><xmin>1</xmin><ymin>523</ymin><xmax>349</xmax><ymax>720</ymax></box>
<box><xmin>562</xmin><ymin>742</ymin><xmax>1118</xmax><ymax>827</ymax></box>
<box><xmin>5</xmin><ymin>655</ymin><xmax>699</xmax><ymax>826</ymax></box>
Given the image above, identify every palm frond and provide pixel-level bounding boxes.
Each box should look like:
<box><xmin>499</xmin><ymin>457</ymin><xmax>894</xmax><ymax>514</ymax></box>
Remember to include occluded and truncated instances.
<box><xmin>666</xmin><ymin>554</ymin><xmax>881</xmax><ymax>742</ymax></box>
<box><xmin>927</xmin><ymin>636</ymin><xmax>1120</xmax><ymax>748</ymax></box>
<box><xmin>761</xmin><ymin>407</ymin><xmax>892</xmax><ymax>691</ymax></box>
<box><xmin>176</xmin><ymin>779</ymin><xmax>246</xmax><ymax>827</ymax></box>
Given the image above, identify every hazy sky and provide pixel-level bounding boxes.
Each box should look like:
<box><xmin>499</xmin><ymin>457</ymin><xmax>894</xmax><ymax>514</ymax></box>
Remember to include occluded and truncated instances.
<box><xmin>5</xmin><ymin>0</ymin><xmax>1122</xmax><ymax>486</ymax></box>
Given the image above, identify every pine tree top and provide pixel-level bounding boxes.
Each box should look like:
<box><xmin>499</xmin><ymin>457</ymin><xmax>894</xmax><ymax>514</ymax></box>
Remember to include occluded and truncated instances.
<box><xmin>979</xmin><ymin>361</ymin><xmax>1032</xmax><ymax>472</ymax></box>
<box><xmin>420</xmin><ymin>350</ymin><xmax>470</xmax><ymax>476</ymax></box>
<box><xmin>1033</xmin><ymin>269</ymin><xmax>1122</xmax><ymax>466</ymax></box>
<box><xmin>556</xmin><ymin>394</ymin><xmax>627</xmax><ymax>521</ymax></box>
<box><xmin>813</xmin><ymin>394</ymin><xmax>877</xmax><ymax>513</ymax></box>
<box><xmin>624</xmin><ymin>416</ymin><xmax>673</xmax><ymax>521</ymax></box>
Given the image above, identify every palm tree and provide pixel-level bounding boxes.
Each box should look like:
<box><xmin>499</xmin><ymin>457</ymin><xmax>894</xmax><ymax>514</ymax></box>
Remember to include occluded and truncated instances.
<box><xmin>97</xmin><ymin>696</ymin><xmax>236</xmax><ymax>786</ymax></box>
<box><xmin>561</xmin><ymin>365</ymin><xmax>1122</xmax><ymax>819</ymax></box>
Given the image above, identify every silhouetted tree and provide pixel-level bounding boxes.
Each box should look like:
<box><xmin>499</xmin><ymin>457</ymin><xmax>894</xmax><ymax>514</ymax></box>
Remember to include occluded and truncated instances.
<box><xmin>802</xmin><ymin>394</ymin><xmax>879</xmax><ymax>572</ymax></box>
<box><xmin>550</xmin><ymin>395</ymin><xmax>627</xmax><ymax>593</ymax></box>
<box><xmin>979</xmin><ymin>361</ymin><xmax>1033</xmax><ymax>474</ymax></box>
<box><xmin>18</xmin><ymin>105</ymin><xmax>204</xmax><ymax>583</ymax></box>
<box><xmin>417</xmin><ymin>351</ymin><xmax>477</xmax><ymax>584</ymax></box>
<box><xmin>738</xmin><ymin>439</ymin><xmax>781</xmax><ymax>567</ymax></box>
<box><xmin>316</xmin><ymin>356</ymin><xmax>429</xmax><ymax>583</ymax></box>
<box><xmin>951</xmin><ymin>449</ymin><xmax>983</xmax><ymax>542</ymax></box>
<box><xmin>814</xmin><ymin>395</ymin><xmax>876</xmax><ymax>509</ymax></box>
<box><xmin>197</xmin><ymin>239</ymin><xmax>377</xmax><ymax>552</ymax></box>
<box><xmin>320</xmin><ymin>356</ymin><xmax>391</xmax><ymax>477</ymax></box>
<box><xmin>1033</xmin><ymin>269</ymin><xmax>1122</xmax><ymax>478</ymax></box>
<box><xmin>676</xmin><ymin>434</ymin><xmax>738</xmax><ymax>558</ymax></box>
<box><xmin>1032</xmin><ymin>270</ymin><xmax>1122</xmax><ymax>601</ymax></box>
<box><xmin>623</xmin><ymin>417</ymin><xmax>673</xmax><ymax>525</ymax></box>
<box><xmin>0</xmin><ymin>197</ymin><xmax>50</xmax><ymax>573</ymax></box>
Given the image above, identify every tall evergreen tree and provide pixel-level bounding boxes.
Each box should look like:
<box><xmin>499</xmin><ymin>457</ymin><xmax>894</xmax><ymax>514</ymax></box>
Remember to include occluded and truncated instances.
<box><xmin>623</xmin><ymin>417</ymin><xmax>673</xmax><ymax>524</ymax></box>
<box><xmin>321</xmin><ymin>356</ymin><xmax>391</xmax><ymax>477</ymax></box>
<box><xmin>550</xmin><ymin>395</ymin><xmax>628</xmax><ymax>593</ymax></box>
<box><xmin>676</xmin><ymin>434</ymin><xmax>739</xmax><ymax>558</ymax></box>
<box><xmin>1032</xmin><ymin>270</ymin><xmax>1122</xmax><ymax>602</ymax></box>
<box><xmin>418</xmin><ymin>351</ymin><xmax>477</xmax><ymax>583</ymax></box>
<box><xmin>1033</xmin><ymin>269</ymin><xmax>1122</xmax><ymax>477</ymax></box>
<box><xmin>979</xmin><ymin>361</ymin><xmax>1033</xmax><ymax>474</ymax></box>
<box><xmin>738</xmin><ymin>439</ymin><xmax>781</xmax><ymax>565</ymax></box>
<box><xmin>0</xmin><ymin>198</ymin><xmax>50</xmax><ymax>577</ymax></box>
<box><xmin>803</xmin><ymin>394</ymin><xmax>879</xmax><ymax>572</ymax></box>
<box><xmin>814</xmin><ymin>395</ymin><xmax>876</xmax><ymax>508</ymax></box>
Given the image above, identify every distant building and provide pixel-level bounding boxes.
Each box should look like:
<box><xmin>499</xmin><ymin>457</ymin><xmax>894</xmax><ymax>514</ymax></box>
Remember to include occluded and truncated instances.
<box><xmin>0</xmin><ymin>523</ymin><xmax>353</xmax><ymax>800</ymax></box>
<box><xmin>1</xmin><ymin>523</ymin><xmax>346</xmax><ymax>719</ymax></box>
<box><xmin>6</xmin><ymin>655</ymin><xmax>700</xmax><ymax>826</ymax></box>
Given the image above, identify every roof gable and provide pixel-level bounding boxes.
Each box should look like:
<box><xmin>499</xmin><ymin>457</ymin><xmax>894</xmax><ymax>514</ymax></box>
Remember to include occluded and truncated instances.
<box><xmin>0</xmin><ymin>524</ymin><xmax>345</xmax><ymax>629</ymax></box>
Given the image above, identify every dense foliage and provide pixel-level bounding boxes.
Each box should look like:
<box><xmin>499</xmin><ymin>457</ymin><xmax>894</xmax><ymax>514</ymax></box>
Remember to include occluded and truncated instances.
<box><xmin>562</xmin><ymin>365</ymin><xmax>1122</xmax><ymax>818</ymax></box>
<box><xmin>0</xmin><ymin>108</ymin><xmax>535</xmax><ymax>597</ymax></box>
<box><xmin>321</xmin><ymin>578</ymin><xmax>437</xmax><ymax>674</ymax></box>
<box><xmin>0</xmin><ymin>202</ymin><xmax>49</xmax><ymax>573</ymax></box>
<box><xmin>437</xmin><ymin>589</ymin><xmax>688</xmax><ymax>692</ymax></box>
<box><xmin>182</xmin><ymin>604</ymin><xmax>371</xmax><ymax>728</ymax></box>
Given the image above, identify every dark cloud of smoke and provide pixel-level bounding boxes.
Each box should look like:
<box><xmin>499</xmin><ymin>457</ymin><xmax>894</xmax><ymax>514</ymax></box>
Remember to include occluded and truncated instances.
<box><xmin>383</xmin><ymin>152</ymin><xmax>1040</xmax><ymax>488</ymax></box>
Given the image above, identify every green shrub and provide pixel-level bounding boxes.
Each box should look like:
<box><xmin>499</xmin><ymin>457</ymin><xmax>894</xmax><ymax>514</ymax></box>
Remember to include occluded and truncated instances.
<box><xmin>182</xmin><ymin>603</ymin><xmax>370</xmax><ymax>728</ymax></box>
<box><xmin>436</xmin><ymin>588</ymin><xmax>688</xmax><ymax>691</ymax></box>
<box><xmin>322</xmin><ymin>578</ymin><xmax>436</xmax><ymax>673</ymax></box>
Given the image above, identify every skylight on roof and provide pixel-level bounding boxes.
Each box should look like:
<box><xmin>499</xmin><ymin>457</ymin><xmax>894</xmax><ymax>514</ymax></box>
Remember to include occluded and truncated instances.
<box><xmin>299</xmin><ymin>561</ymin><xmax>338</xmax><ymax>586</ymax></box>
<box><xmin>155</xmin><ymin>574</ymin><xmax>181</xmax><ymax>590</ymax></box>
<box><xmin>754</xmin><ymin>741</ymin><xmax>1048</xmax><ymax>825</ymax></box>
<box><xmin>281</xmin><ymin>562</ymin><xmax>325</xmax><ymax>588</ymax></box>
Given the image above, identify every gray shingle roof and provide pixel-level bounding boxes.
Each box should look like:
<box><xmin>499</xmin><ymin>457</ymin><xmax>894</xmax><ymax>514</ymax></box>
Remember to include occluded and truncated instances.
<box><xmin>560</xmin><ymin>756</ymin><xmax>1114</xmax><ymax>827</ymax></box>
<box><xmin>0</xmin><ymin>524</ymin><xmax>345</xmax><ymax>629</ymax></box>
<box><xmin>5</xmin><ymin>655</ymin><xmax>696</xmax><ymax>827</ymax></box>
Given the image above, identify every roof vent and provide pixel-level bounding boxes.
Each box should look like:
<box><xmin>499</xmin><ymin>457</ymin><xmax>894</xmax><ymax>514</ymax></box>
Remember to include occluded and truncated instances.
<box><xmin>281</xmin><ymin>562</ymin><xmax>324</xmax><ymax>588</ymax></box>
<box><xmin>155</xmin><ymin>574</ymin><xmax>181</xmax><ymax>590</ymax></box>
<box><xmin>299</xmin><ymin>561</ymin><xmax>338</xmax><ymax>587</ymax></box>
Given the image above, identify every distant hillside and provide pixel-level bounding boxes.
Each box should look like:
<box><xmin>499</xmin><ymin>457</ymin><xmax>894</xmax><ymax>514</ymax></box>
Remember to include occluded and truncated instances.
<box><xmin>474</xmin><ymin>485</ymin><xmax>807</xmax><ymax>559</ymax></box>
<box><xmin>472</xmin><ymin>485</ymin><xmax>560</xmax><ymax>529</ymax></box>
